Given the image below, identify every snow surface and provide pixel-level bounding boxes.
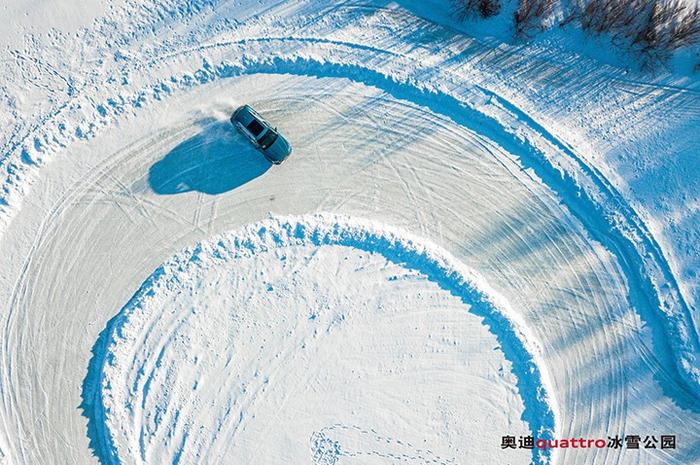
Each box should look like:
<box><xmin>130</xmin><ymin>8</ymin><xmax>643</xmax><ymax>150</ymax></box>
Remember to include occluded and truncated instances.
<box><xmin>92</xmin><ymin>215</ymin><xmax>554</xmax><ymax>465</ymax></box>
<box><xmin>0</xmin><ymin>1</ymin><xmax>699</xmax><ymax>465</ymax></box>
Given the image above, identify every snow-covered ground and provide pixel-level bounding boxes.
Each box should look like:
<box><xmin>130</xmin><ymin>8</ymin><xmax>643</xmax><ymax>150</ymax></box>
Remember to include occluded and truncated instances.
<box><xmin>95</xmin><ymin>215</ymin><xmax>551</xmax><ymax>465</ymax></box>
<box><xmin>0</xmin><ymin>1</ymin><xmax>698</xmax><ymax>465</ymax></box>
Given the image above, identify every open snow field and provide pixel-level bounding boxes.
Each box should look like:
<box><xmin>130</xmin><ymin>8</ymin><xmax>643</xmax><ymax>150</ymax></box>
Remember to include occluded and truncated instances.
<box><xmin>0</xmin><ymin>1</ymin><xmax>699</xmax><ymax>465</ymax></box>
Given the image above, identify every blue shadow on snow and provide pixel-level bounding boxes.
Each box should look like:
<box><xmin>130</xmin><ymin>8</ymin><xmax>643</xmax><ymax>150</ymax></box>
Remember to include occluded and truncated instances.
<box><xmin>148</xmin><ymin>119</ymin><xmax>271</xmax><ymax>195</ymax></box>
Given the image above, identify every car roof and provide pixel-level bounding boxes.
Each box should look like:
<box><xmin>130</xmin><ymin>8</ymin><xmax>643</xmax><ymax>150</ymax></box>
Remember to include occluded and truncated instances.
<box><xmin>240</xmin><ymin>104</ymin><xmax>262</xmax><ymax>119</ymax></box>
<box><xmin>235</xmin><ymin>105</ymin><xmax>271</xmax><ymax>126</ymax></box>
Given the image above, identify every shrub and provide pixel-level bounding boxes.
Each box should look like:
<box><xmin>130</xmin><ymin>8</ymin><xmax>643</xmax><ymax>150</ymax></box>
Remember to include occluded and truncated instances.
<box><xmin>515</xmin><ymin>0</ymin><xmax>558</xmax><ymax>37</ymax></box>
<box><xmin>579</xmin><ymin>0</ymin><xmax>649</xmax><ymax>39</ymax></box>
<box><xmin>451</xmin><ymin>0</ymin><xmax>700</xmax><ymax>69</ymax></box>
<box><xmin>622</xmin><ymin>0</ymin><xmax>699</xmax><ymax>67</ymax></box>
<box><xmin>452</xmin><ymin>0</ymin><xmax>502</xmax><ymax>20</ymax></box>
<box><xmin>572</xmin><ymin>0</ymin><xmax>700</xmax><ymax>68</ymax></box>
<box><xmin>667</xmin><ymin>2</ymin><xmax>700</xmax><ymax>50</ymax></box>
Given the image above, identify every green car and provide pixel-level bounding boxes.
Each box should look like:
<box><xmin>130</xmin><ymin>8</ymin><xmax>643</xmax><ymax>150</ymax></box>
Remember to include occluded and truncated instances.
<box><xmin>230</xmin><ymin>104</ymin><xmax>292</xmax><ymax>164</ymax></box>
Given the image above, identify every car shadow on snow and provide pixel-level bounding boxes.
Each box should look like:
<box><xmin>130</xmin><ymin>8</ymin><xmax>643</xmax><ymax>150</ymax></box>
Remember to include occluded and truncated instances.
<box><xmin>148</xmin><ymin>119</ymin><xmax>271</xmax><ymax>195</ymax></box>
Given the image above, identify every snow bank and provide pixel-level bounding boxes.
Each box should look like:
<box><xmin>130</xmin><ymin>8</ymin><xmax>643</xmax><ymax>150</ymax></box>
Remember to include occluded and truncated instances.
<box><xmin>89</xmin><ymin>214</ymin><xmax>558</xmax><ymax>465</ymax></box>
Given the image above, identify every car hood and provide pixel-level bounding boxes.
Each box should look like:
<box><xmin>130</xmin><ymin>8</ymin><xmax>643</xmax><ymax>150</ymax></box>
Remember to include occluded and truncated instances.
<box><xmin>264</xmin><ymin>135</ymin><xmax>292</xmax><ymax>162</ymax></box>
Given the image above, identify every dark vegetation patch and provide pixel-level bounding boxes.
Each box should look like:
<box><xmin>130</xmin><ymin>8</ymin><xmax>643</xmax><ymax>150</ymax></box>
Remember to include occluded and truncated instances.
<box><xmin>452</xmin><ymin>0</ymin><xmax>700</xmax><ymax>69</ymax></box>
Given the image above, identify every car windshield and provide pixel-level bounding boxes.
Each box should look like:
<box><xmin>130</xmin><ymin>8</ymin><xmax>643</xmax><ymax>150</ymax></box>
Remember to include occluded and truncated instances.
<box><xmin>258</xmin><ymin>129</ymin><xmax>279</xmax><ymax>149</ymax></box>
<box><xmin>246</xmin><ymin>118</ymin><xmax>265</xmax><ymax>137</ymax></box>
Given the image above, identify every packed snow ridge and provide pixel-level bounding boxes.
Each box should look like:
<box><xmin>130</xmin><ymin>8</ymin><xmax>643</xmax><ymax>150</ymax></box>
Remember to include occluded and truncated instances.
<box><xmin>89</xmin><ymin>214</ymin><xmax>557</xmax><ymax>465</ymax></box>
